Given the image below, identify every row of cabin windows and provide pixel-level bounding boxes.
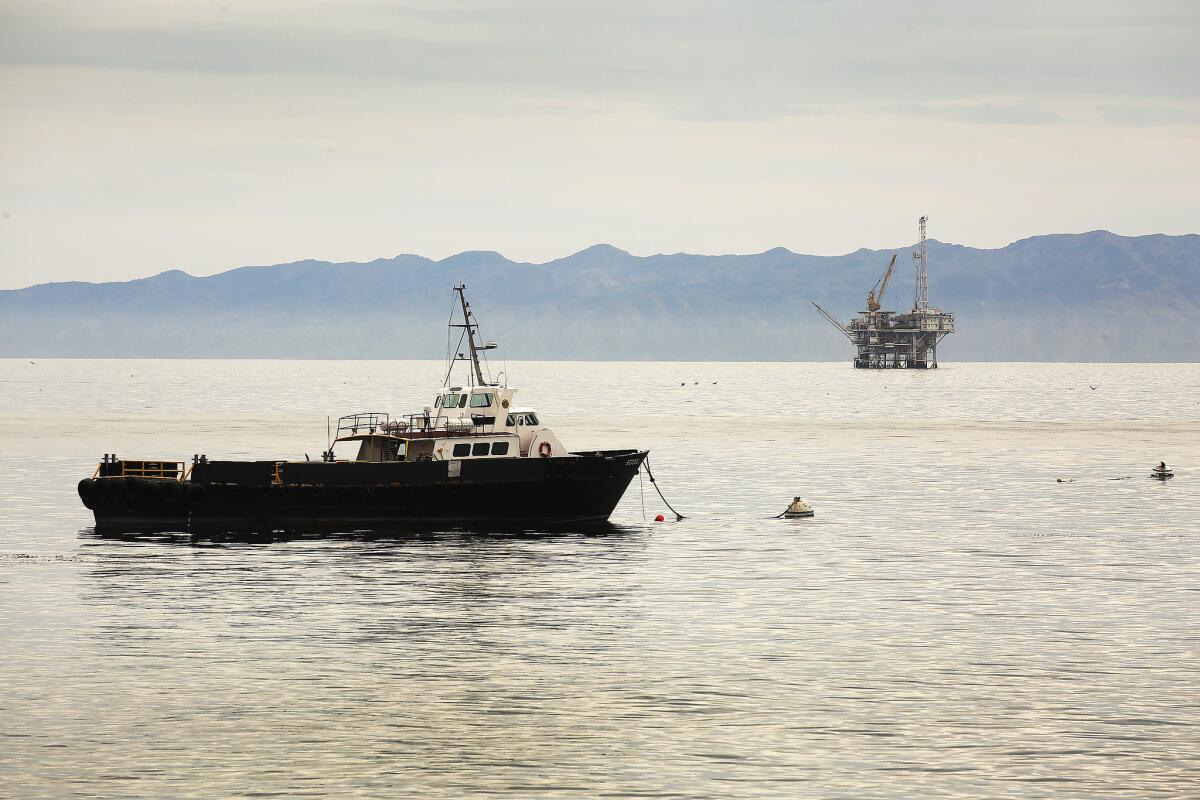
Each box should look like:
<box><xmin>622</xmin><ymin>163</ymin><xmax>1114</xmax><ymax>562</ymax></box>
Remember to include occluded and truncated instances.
<box><xmin>436</xmin><ymin>392</ymin><xmax>494</xmax><ymax>409</ymax></box>
<box><xmin>451</xmin><ymin>440</ymin><xmax>511</xmax><ymax>458</ymax></box>
<box><xmin>506</xmin><ymin>412</ymin><xmax>539</xmax><ymax>426</ymax></box>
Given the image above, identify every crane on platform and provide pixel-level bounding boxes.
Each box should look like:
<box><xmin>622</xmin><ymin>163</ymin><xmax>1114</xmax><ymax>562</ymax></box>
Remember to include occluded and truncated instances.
<box><xmin>867</xmin><ymin>254</ymin><xmax>897</xmax><ymax>313</ymax></box>
<box><xmin>811</xmin><ymin>301</ymin><xmax>854</xmax><ymax>341</ymax></box>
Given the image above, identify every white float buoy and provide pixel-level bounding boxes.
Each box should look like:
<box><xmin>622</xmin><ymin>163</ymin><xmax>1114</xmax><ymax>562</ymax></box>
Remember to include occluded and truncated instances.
<box><xmin>1151</xmin><ymin>462</ymin><xmax>1174</xmax><ymax>480</ymax></box>
<box><xmin>781</xmin><ymin>497</ymin><xmax>815</xmax><ymax>518</ymax></box>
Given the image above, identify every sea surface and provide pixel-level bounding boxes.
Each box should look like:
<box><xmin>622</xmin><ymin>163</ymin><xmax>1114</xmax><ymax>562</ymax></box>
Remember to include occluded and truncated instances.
<box><xmin>2</xmin><ymin>359</ymin><xmax>1198</xmax><ymax>799</ymax></box>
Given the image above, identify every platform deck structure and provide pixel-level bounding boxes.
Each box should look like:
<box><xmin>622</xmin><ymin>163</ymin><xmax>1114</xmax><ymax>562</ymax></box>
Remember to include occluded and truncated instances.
<box><xmin>845</xmin><ymin>309</ymin><xmax>955</xmax><ymax>369</ymax></box>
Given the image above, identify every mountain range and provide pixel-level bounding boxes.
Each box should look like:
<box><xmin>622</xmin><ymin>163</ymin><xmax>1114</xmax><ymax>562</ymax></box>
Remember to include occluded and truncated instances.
<box><xmin>2</xmin><ymin>231</ymin><xmax>1198</xmax><ymax>361</ymax></box>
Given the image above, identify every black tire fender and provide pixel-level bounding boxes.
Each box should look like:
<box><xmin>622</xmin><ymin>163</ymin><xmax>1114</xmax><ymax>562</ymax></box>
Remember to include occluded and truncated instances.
<box><xmin>107</xmin><ymin>479</ymin><xmax>130</xmax><ymax>504</ymax></box>
<box><xmin>77</xmin><ymin>479</ymin><xmax>97</xmax><ymax>508</ymax></box>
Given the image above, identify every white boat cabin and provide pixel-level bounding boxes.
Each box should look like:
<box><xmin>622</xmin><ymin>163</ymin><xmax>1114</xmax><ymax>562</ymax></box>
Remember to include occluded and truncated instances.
<box><xmin>327</xmin><ymin>286</ymin><xmax>569</xmax><ymax>464</ymax></box>
<box><xmin>331</xmin><ymin>387</ymin><xmax>567</xmax><ymax>464</ymax></box>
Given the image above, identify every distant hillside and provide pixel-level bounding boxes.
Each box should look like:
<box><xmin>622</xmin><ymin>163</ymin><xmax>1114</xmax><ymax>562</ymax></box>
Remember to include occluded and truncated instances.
<box><xmin>2</xmin><ymin>231</ymin><xmax>1198</xmax><ymax>361</ymax></box>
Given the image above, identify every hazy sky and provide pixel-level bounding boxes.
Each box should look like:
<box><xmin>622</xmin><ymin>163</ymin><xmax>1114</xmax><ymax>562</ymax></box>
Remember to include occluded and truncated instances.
<box><xmin>1</xmin><ymin>1</ymin><xmax>1198</xmax><ymax>288</ymax></box>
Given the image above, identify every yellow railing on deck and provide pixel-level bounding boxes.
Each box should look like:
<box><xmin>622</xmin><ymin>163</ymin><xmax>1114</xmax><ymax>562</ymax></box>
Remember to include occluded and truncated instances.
<box><xmin>118</xmin><ymin>460</ymin><xmax>183</xmax><ymax>480</ymax></box>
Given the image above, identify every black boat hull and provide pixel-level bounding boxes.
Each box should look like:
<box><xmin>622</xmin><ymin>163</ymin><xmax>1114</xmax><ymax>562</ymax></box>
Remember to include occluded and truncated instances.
<box><xmin>80</xmin><ymin>450</ymin><xmax>648</xmax><ymax>531</ymax></box>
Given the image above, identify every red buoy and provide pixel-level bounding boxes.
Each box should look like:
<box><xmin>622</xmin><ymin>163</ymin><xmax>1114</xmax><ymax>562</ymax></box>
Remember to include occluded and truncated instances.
<box><xmin>654</xmin><ymin>514</ymin><xmax>665</xmax><ymax>522</ymax></box>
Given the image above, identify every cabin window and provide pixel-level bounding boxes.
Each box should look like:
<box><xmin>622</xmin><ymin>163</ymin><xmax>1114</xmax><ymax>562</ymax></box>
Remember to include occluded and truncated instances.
<box><xmin>434</xmin><ymin>396</ymin><xmax>442</xmax><ymax>408</ymax></box>
<box><xmin>383</xmin><ymin>439</ymin><xmax>405</xmax><ymax>461</ymax></box>
<box><xmin>525</xmin><ymin>413</ymin><xmax>539</xmax><ymax>425</ymax></box>
<box><xmin>443</xmin><ymin>393</ymin><xmax>460</xmax><ymax>409</ymax></box>
<box><xmin>472</xmin><ymin>442</ymin><xmax>490</xmax><ymax>456</ymax></box>
<box><xmin>452</xmin><ymin>443</ymin><xmax>470</xmax><ymax>457</ymax></box>
<box><xmin>458</xmin><ymin>395</ymin><xmax>468</xmax><ymax>408</ymax></box>
<box><xmin>492</xmin><ymin>441</ymin><xmax>510</xmax><ymax>455</ymax></box>
<box><xmin>470</xmin><ymin>393</ymin><xmax>494</xmax><ymax>408</ymax></box>
<box><xmin>506</xmin><ymin>414</ymin><xmax>517</xmax><ymax>426</ymax></box>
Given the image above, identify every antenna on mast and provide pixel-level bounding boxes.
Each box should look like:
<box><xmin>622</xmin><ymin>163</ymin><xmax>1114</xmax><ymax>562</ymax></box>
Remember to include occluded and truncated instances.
<box><xmin>449</xmin><ymin>284</ymin><xmax>498</xmax><ymax>387</ymax></box>
<box><xmin>913</xmin><ymin>215</ymin><xmax>929</xmax><ymax>312</ymax></box>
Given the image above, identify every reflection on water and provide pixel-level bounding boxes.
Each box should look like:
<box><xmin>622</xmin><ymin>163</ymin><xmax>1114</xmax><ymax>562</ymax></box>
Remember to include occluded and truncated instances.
<box><xmin>2</xmin><ymin>360</ymin><xmax>1199</xmax><ymax>798</ymax></box>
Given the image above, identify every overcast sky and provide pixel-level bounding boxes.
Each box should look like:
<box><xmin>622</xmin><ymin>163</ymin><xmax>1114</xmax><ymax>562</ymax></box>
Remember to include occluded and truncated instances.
<box><xmin>1</xmin><ymin>0</ymin><xmax>1197</xmax><ymax>288</ymax></box>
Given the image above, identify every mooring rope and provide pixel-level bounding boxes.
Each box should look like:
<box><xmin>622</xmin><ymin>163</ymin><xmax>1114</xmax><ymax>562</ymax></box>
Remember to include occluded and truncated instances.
<box><xmin>638</xmin><ymin>467</ymin><xmax>647</xmax><ymax>522</ymax></box>
<box><xmin>642</xmin><ymin>454</ymin><xmax>685</xmax><ymax>521</ymax></box>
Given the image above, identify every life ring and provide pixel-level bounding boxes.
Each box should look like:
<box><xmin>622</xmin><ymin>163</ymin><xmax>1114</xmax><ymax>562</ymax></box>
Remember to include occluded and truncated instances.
<box><xmin>538</xmin><ymin>441</ymin><xmax>553</xmax><ymax>458</ymax></box>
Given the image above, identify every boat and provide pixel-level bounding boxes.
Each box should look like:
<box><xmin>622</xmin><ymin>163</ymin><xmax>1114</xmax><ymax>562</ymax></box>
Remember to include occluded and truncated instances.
<box><xmin>77</xmin><ymin>285</ymin><xmax>648</xmax><ymax>531</ymax></box>
<box><xmin>781</xmin><ymin>497</ymin><xmax>815</xmax><ymax>518</ymax></box>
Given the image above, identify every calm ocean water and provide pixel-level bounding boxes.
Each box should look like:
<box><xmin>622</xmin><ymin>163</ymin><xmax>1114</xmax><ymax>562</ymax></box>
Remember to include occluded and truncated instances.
<box><xmin>2</xmin><ymin>359</ymin><xmax>1198</xmax><ymax>798</ymax></box>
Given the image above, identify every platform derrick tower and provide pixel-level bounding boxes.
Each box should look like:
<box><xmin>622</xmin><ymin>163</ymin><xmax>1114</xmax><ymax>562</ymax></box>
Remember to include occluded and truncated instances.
<box><xmin>914</xmin><ymin>214</ymin><xmax>929</xmax><ymax>312</ymax></box>
<box><xmin>812</xmin><ymin>215</ymin><xmax>955</xmax><ymax>369</ymax></box>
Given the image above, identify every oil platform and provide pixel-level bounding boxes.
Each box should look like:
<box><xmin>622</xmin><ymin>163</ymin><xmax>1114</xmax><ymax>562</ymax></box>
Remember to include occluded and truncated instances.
<box><xmin>813</xmin><ymin>216</ymin><xmax>955</xmax><ymax>369</ymax></box>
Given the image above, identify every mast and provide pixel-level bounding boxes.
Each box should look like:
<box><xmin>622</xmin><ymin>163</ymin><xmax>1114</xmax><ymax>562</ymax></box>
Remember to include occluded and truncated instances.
<box><xmin>453</xmin><ymin>284</ymin><xmax>488</xmax><ymax>387</ymax></box>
